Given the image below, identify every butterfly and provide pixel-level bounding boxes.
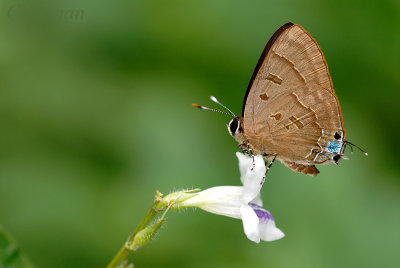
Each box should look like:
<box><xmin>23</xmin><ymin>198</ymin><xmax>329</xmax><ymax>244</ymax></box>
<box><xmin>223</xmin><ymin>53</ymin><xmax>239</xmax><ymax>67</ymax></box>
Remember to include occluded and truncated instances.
<box><xmin>193</xmin><ymin>22</ymin><xmax>366</xmax><ymax>176</ymax></box>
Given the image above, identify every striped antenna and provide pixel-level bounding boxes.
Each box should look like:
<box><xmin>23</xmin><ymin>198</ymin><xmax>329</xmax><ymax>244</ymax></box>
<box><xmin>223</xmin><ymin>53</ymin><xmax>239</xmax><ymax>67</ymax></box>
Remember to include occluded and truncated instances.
<box><xmin>192</xmin><ymin>103</ymin><xmax>234</xmax><ymax>118</ymax></box>
<box><xmin>209</xmin><ymin>96</ymin><xmax>236</xmax><ymax>117</ymax></box>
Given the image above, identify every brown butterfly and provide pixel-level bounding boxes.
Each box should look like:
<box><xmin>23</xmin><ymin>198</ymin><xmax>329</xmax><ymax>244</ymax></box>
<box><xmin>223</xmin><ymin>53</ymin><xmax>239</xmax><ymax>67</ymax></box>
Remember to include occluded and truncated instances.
<box><xmin>193</xmin><ymin>22</ymin><xmax>366</xmax><ymax>176</ymax></box>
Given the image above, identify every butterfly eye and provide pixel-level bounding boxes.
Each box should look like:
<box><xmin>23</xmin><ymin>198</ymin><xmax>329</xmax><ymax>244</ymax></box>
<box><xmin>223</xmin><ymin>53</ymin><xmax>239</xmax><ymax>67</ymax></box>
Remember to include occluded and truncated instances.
<box><xmin>228</xmin><ymin>118</ymin><xmax>239</xmax><ymax>136</ymax></box>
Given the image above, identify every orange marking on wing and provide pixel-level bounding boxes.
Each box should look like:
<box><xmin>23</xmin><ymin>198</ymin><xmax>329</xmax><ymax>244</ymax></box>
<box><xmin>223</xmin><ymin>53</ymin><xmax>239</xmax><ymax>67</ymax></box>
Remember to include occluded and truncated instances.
<box><xmin>259</xmin><ymin>93</ymin><xmax>269</xmax><ymax>100</ymax></box>
<box><xmin>270</xmin><ymin>113</ymin><xmax>282</xmax><ymax>120</ymax></box>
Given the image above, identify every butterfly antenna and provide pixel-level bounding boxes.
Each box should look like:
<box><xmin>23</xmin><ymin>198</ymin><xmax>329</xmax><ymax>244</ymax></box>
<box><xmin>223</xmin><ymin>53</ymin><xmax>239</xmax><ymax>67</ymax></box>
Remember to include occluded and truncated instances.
<box><xmin>192</xmin><ymin>103</ymin><xmax>234</xmax><ymax>118</ymax></box>
<box><xmin>348</xmin><ymin>144</ymin><xmax>354</xmax><ymax>154</ymax></box>
<box><xmin>344</xmin><ymin>141</ymin><xmax>368</xmax><ymax>156</ymax></box>
<box><xmin>209</xmin><ymin>96</ymin><xmax>236</xmax><ymax>117</ymax></box>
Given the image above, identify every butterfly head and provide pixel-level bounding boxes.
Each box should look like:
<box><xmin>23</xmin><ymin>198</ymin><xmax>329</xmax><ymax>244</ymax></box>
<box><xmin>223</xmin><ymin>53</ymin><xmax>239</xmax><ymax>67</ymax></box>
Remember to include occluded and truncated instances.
<box><xmin>227</xmin><ymin>116</ymin><xmax>246</xmax><ymax>144</ymax></box>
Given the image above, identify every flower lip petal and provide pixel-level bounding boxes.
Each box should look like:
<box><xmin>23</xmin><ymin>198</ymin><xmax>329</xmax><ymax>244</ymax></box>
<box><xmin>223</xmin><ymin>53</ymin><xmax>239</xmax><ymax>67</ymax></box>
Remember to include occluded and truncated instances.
<box><xmin>240</xmin><ymin>204</ymin><xmax>261</xmax><ymax>243</ymax></box>
<box><xmin>249</xmin><ymin>203</ymin><xmax>274</xmax><ymax>222</ymax></box>
<box><xmin>259</xmin><ymin>219</ymin><xmax>285</xmax><ymax>242</ymax></box>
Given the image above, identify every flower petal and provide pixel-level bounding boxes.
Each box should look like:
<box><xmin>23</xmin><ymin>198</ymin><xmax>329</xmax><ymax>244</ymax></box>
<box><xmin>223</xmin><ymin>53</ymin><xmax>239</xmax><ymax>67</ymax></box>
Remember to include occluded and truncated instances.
<box><xmin>236</xmin><ymin>153</ymin><xmax>266</xmax><ymax>203</ymax></box>
<box><xmin>236</xmin><ymin>152</ymin><xmax>253</xmax><ymax>185</ymax></box>
<box><xmin>249</xmin><ymin>203</ymin><xmax>274</xmax><ymax>221</ymax></box>
<box><xmin>248</xmin><ymin>203</ymin><xmax>285</xmax><ymax>242</ymax></box>
<box><xmin>180</xmin><ymin>186</ymin><xmax>243</xmax><ymax>219</ymax></box>
<box><xmin>251</xmin><ymin>194</ymin><xmax>263</xmax><ymax>206</ymax></box>
<box><xmin>259</xmin><ymin>220</ymin><xmax>285</xmax><ymax>242</ymax></box>
<box><xmin>240</xmin><ymin>204</ymin><xmax>261</xmax><ymax>243</ymax></box>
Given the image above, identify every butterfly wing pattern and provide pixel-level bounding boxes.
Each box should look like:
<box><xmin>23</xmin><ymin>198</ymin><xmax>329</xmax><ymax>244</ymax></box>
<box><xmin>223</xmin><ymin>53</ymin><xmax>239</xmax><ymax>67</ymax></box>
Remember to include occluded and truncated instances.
<box><xmin>243</xmin><ymin>23</ymin><xmax>346</xmax><ymax>176</ymax></box>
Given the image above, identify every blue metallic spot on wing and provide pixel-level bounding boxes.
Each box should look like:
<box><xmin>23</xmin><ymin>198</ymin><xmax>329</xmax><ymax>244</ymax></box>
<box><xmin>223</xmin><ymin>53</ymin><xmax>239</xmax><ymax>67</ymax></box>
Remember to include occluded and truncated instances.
<box><xmin>327</xmin><ymin>140</ymin><xmax>342</xmax><ymax>154</ymax></box>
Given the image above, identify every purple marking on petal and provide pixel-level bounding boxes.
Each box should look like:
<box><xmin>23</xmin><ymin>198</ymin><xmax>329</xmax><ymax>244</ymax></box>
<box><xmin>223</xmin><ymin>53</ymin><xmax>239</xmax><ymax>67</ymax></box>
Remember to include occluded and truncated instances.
<box><xmin>249</xmin><ymin>203</ymin><xmax>274</xmax><ymax>222</ymax></box>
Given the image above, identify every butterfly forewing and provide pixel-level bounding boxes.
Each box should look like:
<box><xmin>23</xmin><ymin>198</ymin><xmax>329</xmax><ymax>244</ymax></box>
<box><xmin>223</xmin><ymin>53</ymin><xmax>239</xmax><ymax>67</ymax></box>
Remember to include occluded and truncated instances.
<box><xmin>242</xmin><ymin>23</ymin><xmax>345</xmax><ymax>175</ymax></box>
<box><xmin>243</xmin><ymin>23</ymin><xmax>334</xmax><ymax>114</ymax></box>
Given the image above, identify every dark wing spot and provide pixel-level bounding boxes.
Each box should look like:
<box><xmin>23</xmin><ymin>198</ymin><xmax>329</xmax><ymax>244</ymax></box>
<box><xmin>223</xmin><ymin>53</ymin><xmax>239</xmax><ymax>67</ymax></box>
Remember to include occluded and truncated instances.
<box><xmin>334</xmin><ymin>132</ymin><xmax>341</xmax><ymax>140</ymax></box>
<box><xmin>270</xmin><ymin>113</ymin><xmax>282</xmax><ymax>120</ymax></box>
<box><xmin>259</xmin><ymin>93</ymin><xmax>269</xmax><ymax>100</ymax></box>
<box><xmin>333</xmin><ymin>155</ymin><xmax>340</xmax><ymax>163</ymax></box>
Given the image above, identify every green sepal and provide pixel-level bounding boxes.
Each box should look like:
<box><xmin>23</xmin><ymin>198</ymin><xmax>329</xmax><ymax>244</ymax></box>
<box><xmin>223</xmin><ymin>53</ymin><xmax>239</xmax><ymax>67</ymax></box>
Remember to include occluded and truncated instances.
<box><xmin>156</xmin><ymin>188</ymin><xmax>201</xmax><ymax>210</ymax></box>
<box><xmin>127</xmin><ymin>217</ymin><xmax>165</xmax><ymax>251</ymax></box>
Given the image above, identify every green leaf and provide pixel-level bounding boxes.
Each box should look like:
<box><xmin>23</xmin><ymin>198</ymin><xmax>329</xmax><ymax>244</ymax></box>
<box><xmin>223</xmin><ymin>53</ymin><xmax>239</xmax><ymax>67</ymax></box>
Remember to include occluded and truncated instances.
<box><xmin>0</xmin><ymin>225</ymin><xmax>34</xmax><ymax>268</ymax></box>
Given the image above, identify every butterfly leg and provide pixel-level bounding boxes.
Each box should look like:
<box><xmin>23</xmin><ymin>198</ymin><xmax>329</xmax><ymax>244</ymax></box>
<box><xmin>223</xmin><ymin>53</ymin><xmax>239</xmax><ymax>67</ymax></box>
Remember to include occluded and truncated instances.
<box><xmin>265</xmin><ymin>154</ymin><xmax>277</xmax><ymax>175</ymax></box>
<box><xmin>238</xmin><ymin>143</ymin><xmax>256</xmax><ymax>170</ymax></box>
<box><xmin>238</xmin><ymin>143</ymin><xmax>253</xmax><ymax>156</ymax></box>
<box><xmin>260</xmin><ymin>154</ymin><xmax>277</xmax><ymax>184</ymax></box>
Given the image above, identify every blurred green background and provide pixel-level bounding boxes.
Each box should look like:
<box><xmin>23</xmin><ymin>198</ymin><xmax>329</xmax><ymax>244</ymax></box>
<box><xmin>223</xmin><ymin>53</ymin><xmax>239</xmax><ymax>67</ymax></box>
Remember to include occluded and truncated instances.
<box><xmin>0</xmin><ymin>0</ymin><xmax>399</xmax><ymax>267</ymax></box>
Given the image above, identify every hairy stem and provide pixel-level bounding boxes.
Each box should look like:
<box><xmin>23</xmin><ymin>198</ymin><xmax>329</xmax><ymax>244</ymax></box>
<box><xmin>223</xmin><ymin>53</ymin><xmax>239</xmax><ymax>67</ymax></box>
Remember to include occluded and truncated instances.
<box><xmin>106</xmin><ymin>191</ymin><xmax>163</xmax><ymax>268</ymax></box>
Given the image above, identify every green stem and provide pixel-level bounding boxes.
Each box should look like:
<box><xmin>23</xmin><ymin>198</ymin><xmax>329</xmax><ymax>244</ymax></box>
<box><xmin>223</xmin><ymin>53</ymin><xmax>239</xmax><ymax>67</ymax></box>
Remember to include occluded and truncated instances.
<box><xmin>106</xmin><ymin>192</ymin><xmax>163</xmax><ymax>268</ymax></box>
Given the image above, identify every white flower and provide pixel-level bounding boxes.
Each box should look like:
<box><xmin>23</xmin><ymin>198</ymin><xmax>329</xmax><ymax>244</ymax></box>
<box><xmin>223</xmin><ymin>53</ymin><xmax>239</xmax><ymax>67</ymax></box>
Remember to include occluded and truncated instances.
<box><xmin>178</xmin><ymin>152</ymin><xmax>284</xmax><ymax>243</ymax></box>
